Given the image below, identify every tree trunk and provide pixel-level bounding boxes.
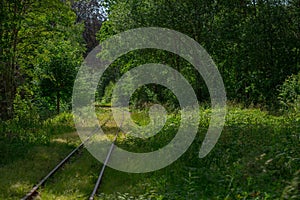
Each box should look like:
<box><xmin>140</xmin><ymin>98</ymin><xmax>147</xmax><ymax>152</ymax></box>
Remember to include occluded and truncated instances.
<box><xmin>57</xmin><ymin>90</ymin><xmax>60</xmax><ymax>114</ymax></box>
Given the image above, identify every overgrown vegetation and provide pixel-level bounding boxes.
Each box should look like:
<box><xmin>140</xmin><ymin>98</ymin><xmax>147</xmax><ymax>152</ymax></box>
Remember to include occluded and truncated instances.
<box><xmin>99</xmin><ymin>0</ymin><xmax>300</xmax><ymax>107</ymax></box>
<box><xmin>0</xmin><ymin>112</ymin><xmax>75</xmax><ymax>167</ymax></box>
<box><xmin>0</xmin><ymin>0</ymin><xmax>300</xmax><ymax>199</ymax></box>
<box><xmin>0</xmin><ymin>107</ymin><xmax>299</xmax><ymax>199</ymax></box>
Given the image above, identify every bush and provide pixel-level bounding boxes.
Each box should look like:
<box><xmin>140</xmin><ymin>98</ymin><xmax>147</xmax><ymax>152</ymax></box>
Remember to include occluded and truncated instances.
<box><xmin>278</xmin><ymin>72</ymin><xmax>300</xmax><ymax>112</ymax></box>
<box><xmin>101</xmin><ymin>81</ymin><xmax>115</xmax><ymax>104</ymax></box>
<box><xmin>43</xmin><ymin>112</ymin><xmax>75</xmax><ymax>135</ymax></box>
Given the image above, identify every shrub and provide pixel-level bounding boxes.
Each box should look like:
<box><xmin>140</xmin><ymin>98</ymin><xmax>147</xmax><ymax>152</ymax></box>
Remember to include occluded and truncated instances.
<box><xmin>43</xmin><ymin>112</ymin><xmax>75</xmax><ymax>135</ymax></box>
<box><xmin>278</xmin><ymin>72</ymin><xmax>300</xmax><ymax>112</ymax></box>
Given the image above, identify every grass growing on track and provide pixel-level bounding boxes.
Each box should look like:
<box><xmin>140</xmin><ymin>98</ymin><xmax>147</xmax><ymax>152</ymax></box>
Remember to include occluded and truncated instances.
<box><xmin>0</xmin><ymin>131</ymin><xmax>80</xmax><ymax>199</ymax></box>
<box><xmin>97</xmin><ymin>106</ymin><xmax>300</xmax><ymax>199</ymax></box>
<box><xmin>0</xmin><ymin>106</ymin><xmax>299</xmax><ymax>199</ymax></box>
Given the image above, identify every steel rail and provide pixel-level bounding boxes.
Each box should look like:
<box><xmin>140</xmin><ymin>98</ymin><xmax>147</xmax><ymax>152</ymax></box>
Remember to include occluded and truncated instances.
<box><xmin>21</xmin><ymin>115</ymin><xmax>111</xmax><ymax>200</ymax></box>
<box><xmin>88</xmin><ymin>135</ymin><xmax>118</xmax><ymax>200</ymax></box>
<box><xmin>89</xmin><ymin>113</ymin><xmax>124</xmax><ymax>200</ymax></box>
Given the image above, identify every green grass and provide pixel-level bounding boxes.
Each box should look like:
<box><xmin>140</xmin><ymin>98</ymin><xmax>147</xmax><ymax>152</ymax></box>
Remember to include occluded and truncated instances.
<box><xmin>0</xmin><ymin>132</ymin><xmax>79</xmax><ymax>199</ymax></box>
<box><xmin>0</xmin><ymin>107</ymin><xmax>299</xmax><ymax>199</ymax></box>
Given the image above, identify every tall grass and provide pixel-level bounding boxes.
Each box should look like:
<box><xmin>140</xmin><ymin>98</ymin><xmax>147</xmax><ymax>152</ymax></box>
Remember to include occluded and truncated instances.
<box><xmin>0</xmin><ymin>106</ymin><xmax>299</xmax><ymax>199</ymax></box>
<box><xmin>0</xmin><ymin>112</ymin><xmax>75</xmax><ymax>167</ymax></box>
<box><xmin>108</xmin><ymin>106</ymin><xmax>300</xmax><ymax>199</ymax></box>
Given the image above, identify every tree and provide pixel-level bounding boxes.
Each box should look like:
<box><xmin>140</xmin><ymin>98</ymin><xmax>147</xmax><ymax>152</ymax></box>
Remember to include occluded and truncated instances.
<box><xmin>21</xmin><ymin>0</ymin><xmax>85</xmax><ymax>115</ymax></box>
<box><xmin>36</xmin><ymin>39</ymin><xmax>83</xmax><ymax>114</ymax></box>
<box><xmin>100</xmin><ymin>0</ymin><xmax>300</xmax><ymax>106</ymax></box>
<box><xmin>0</xmin><ymin>0</ymin><xmax>33</xmax><ymax>120</ymax></box>
<box><xmin>0</xmin><ymin>0</ymin><xmax>85</xmax><ymax>119</ymax></box>
<box><xmin>72</xmin><ymin>0</ymin><xmax>107</xmax><ymax>55</ymax></box>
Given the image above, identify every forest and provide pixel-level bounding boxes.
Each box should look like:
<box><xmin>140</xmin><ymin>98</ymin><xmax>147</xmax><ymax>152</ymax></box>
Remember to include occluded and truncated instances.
<box><xmin>0</xmin><ymin>0</ymin><xmax>299</xmax><ymax>199</ymax></box>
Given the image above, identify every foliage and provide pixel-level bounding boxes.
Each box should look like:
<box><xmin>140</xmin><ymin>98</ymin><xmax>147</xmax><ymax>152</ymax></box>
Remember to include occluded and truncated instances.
<box><xmin>36</xmin><ymin>39</ymin><xmax>83</xmax><ymax>114</ymax></box>
<box><xmin>0</xmin><ymin>112</ymin><xmax>75</xmax><ymax>158</ymax></box>
<box><xmin>101</xmin><ymin>81</ymin><xmax>115</xmax><ymax>104</ymax></box>
<box><xmin>71</xmin><ymin>0</ymin><xmax>107</xmax><ymax>54</ymax></box>
<box><xmin>0</xmin><ymin>0</ymin><xmax>86</xmax><ymax>122</ymax></box>
<box><xmin>13</xmin><ymin>85</ymin><xmax>40</xmax><ymax>128</ymax></box>
<box><xmin>278</xmin><ymin>72</ymin><xmax>300</xmax><ymax>112</ymax></box>
<box><xmin>0</xmin><ymin>111</ymin><xmax>75</xmax><ymax>182</ymax></box>
<box><xmin>43</xmin><ymin>112</ymin><xmax>75</xmax><ymax>135</ymax></box>
<box><xmin>0</xmin><ymin>0</ymin><xmax>29</xmax><ymax>120</ymax></box>
<box><xmin>281</xmin><ymin>170</ymin><xmax>300</xmax><ymax>199</ymax></box>
<box><xmin>112</xmin><ymin>106</ymin><xmax>300</xmax><ymax>199</ymax></box>
<box><xmin>0</xmin><ymin>1</ymin><xmax>300</xmax><ymax>199</ymax></box>
<box><xmin>0</xmin><ymin>106</ymin><xmax>299</xmax><ymax>199</ymax></box>
<box><xmin>99</xmin><ymin>0</ymin><xmax>300</xmax><ymax>107</ymax></box>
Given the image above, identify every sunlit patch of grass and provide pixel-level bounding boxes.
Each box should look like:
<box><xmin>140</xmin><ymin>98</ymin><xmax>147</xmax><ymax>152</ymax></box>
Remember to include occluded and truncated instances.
<box><xmin>0</xmin><ymin>137</ymin><xmax>77</xmax><ymax>199</ymax></box>
<box><xmin>51</xmin><ymin>131</ymin><xmax>82</xmax><ymax>147</ymax></box>
<box><xmin>130</xmin><ymin>110</ymin><xmax>151</xmax><ymax>126</ymax></box>
<box><xmin>40</xmin><ymin>150</ymin><xmax>100</xmax><ymax>200</ymax></box>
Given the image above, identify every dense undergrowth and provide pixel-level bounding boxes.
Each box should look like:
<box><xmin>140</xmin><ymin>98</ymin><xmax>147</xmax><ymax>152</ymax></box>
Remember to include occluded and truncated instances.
<box><xmin>0</xmin><ymin>113</ymin><xmax>75</xmax><ymax>167</ymax></box>
<box><xmin>110</xmin><ymin>106</ymin><xmax>300</xmax><ymax>199</ymax></box>
<box><xmin>0</xmin><ymin>106</ymin><xmax>299</xmax><ymax>199</ymax></box>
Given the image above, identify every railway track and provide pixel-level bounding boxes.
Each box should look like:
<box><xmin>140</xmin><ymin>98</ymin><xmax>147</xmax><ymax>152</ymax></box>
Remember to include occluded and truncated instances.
<box><xmin>21</xmin><ymin>112</ymin><xmax>118</xmax><ymax>200</ymax></box>
<box><xmin>89</xmin><ymin>113</ymin><xmax>124</xmax><ymax>200</ymax></box>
